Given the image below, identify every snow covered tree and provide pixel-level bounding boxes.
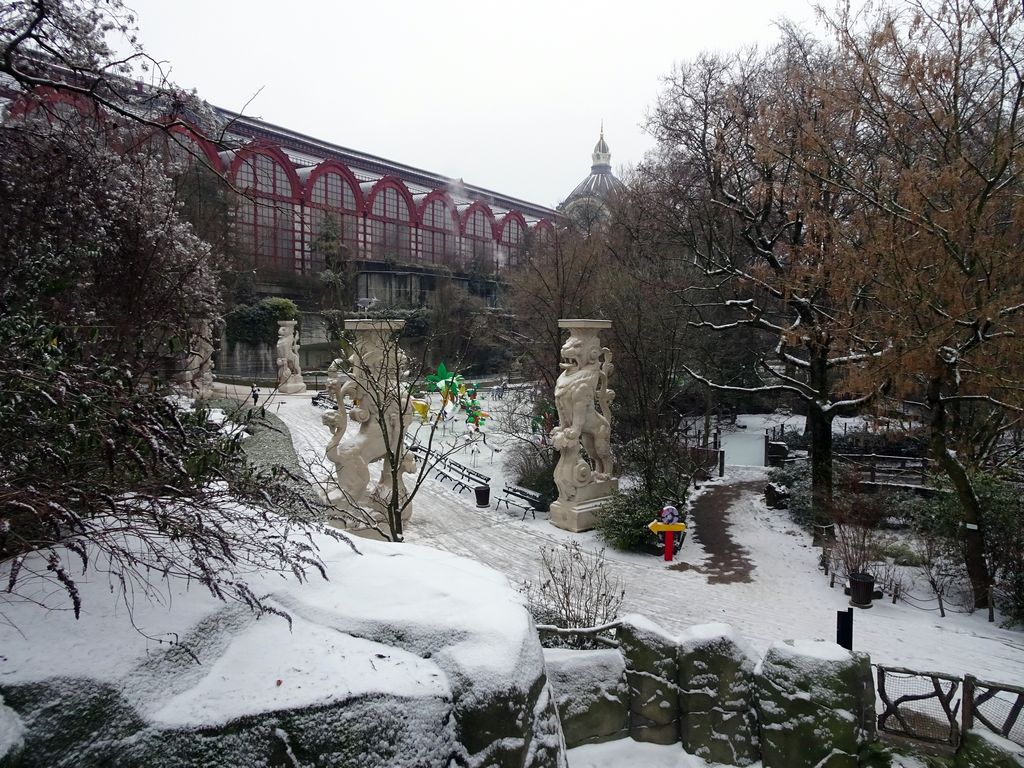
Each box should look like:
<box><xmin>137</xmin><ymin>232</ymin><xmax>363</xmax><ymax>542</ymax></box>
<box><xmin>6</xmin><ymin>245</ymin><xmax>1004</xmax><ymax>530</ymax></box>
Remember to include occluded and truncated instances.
<box><xmin>644</xmin><ymin>35</ymin><xmax>890</xmax><ymax>519</ymax></box>
<box><xmin>809</xmin><ymin>0</ymin><xmax>1024</xmax><ymax>609</ymax></box>
<box><xmin>0</xmin><ymin>1</ymin><xmax>345</xmax><ymax>631</ymax></box>
<box><xmin>646</xmin><ymin>0</ymin><xmax>1023</xmax><ymax>608</ymax></box>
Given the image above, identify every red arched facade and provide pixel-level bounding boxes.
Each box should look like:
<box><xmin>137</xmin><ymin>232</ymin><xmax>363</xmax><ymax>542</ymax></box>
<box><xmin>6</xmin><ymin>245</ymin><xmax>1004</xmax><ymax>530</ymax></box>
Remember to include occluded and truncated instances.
<box><xmin>303</xmin><ymin>161</ymin><xmax>363</xmax><ymax>272</ymax></box>
<box><xmin>165</xmin><ymin>125</ymin><xmax>224</xmax><ymax>172</ymax></box>
<box><xmin>229</xmin><ymin>144</ymin><xmax>301</xmax><ymax>272</ymax></box>
<box><xmin>460</xmin><ymin>202</ymin><xmax>498</xmax><ymax>271</ymax></box>
<box><xmin>11</xmin><ymin>91</ymin><xmax>557</xmax><ymax>282</ymax></box>
<box><xmin>417</xmin><ymin>190</ymin><xmax>460</xmax><ymax>265</ymax></box>
<box><xmin>497</xmin><ymin>211</ymin><xmax>528</xmax><ymax>269</ymax></box>
<box><xmin>363</xmin><ymin>176</ymin><xmax>417</xmax><ymax>262</ymax></box>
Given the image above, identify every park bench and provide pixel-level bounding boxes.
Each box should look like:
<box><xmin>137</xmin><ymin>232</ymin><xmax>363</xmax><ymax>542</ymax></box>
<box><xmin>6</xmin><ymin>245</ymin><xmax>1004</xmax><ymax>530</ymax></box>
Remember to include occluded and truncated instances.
<box><xmin>446</xmin><ymin>459</ymin><xmax>491</xmax><ymax>486</ymax></box>
<box><xmin>432</xmin><ymin>465</ymin><xmax>473</xmax><ymax>494</ymax></box>
<box><xmin>495</xmin><ymin>484</ymin><xmax>547</xmax><ymax>520</ymax></box>
<box><xmin>495</xmin><ymin>495</ymin><xmax>533</xmax><ymax>520</ymax></box>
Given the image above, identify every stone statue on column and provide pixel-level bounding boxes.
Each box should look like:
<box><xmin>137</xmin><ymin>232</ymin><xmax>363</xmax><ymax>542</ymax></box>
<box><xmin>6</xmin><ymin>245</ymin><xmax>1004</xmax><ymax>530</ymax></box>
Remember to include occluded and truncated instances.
<box><xmin>178</xmin><ymin>317</ymin><xmax>216</xmax><ymax>399</ymax></box>
<box><xmin>276</xmin><ymin>320</ymin><xmax>306</xmax><ymax>394</ymax></box>
<box><xmin>549</xmin><ymin>319</ymin><xmax>618</xmax><ymax>532</ymax></box>
<box><xmin>322</xmin><ymin>320</ymin><xmax>417</xmax><ymax>533</ymax></box>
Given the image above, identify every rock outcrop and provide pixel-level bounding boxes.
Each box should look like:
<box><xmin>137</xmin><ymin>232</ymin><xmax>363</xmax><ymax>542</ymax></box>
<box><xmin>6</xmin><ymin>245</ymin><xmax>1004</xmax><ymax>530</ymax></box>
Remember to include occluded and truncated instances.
<box><xmin>0</xmin><ymin>537</ymin><xmax>566</xmax><ymax>768</ymax></box>
<box><xmin>756</xmin><ymin>639</ymin><xmax>875</xmax><ymax>768</ymax></box>
<box><xmin>544</xmin><ymin>648</ymin><xmax>628</xmax><ymax>748</ymax></box>
<box><xmin>677</xmin><ymin>623</ymin><xmax>759</xmax><ymax>766</ymax></box>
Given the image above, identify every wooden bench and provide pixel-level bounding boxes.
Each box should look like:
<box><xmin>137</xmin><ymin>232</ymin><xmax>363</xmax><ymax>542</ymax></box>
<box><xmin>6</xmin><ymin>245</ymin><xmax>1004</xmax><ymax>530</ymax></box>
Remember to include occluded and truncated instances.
<box><xmin>503</xmin><ymin>484</ymin><xmax>545</xmax><ymax>508</ymax></box>
<box><xmin>431</xmin><ymin>466</ymin><xmax>473</xmax><ymax>494</ymax></box>
<box><xmin>497</xmin><ymin>485</ymin><xmax>547</xmax><ymax>520</ymax></box>
<box><xmin>447</xmin><ymin>459</ymin><xmax>491</xmax><ymax>486</ymax></box>
<box><xmin>495</xmin><ymin>495</ymin><xmax>533</xmax><ymax>520</ymax></box>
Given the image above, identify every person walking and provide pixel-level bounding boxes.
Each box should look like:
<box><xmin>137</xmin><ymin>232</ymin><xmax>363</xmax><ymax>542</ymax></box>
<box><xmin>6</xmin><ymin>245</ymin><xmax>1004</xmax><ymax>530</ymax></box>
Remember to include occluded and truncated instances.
<box><xmin>251</xmin><ymin>385</ymin><xmax>259</xmax><ymax>407</ymax></box>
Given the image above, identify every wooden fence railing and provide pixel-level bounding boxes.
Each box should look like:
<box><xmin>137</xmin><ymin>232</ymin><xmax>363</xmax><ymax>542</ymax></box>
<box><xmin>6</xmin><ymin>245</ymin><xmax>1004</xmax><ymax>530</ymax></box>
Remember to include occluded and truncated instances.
<box><xmin>835</xmin><ymin>453</ymin><xmax>931</xmax><ymax>485</ymax></box>
<box><xmin>876</xmin><ymin>665</ymin><xmax>961</xmax><ymax>746</ymax></box>
<box><xmin>964</xmin><ymin>675</ymin><xmax>1024</xmax><ymax>747</ymax></box>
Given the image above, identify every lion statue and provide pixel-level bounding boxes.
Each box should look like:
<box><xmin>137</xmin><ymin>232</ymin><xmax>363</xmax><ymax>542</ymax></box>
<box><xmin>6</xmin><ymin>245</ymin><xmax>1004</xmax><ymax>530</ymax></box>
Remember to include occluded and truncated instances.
<box><xmin>550</xmin><ymin>327</ymin><xmax>614</xmax><ymax>501</ymax></box>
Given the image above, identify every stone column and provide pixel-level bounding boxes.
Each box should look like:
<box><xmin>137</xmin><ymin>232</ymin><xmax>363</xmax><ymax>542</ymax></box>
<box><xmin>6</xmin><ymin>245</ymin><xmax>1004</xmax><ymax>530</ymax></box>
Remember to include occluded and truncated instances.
<box><xmin>323</xmin><ymin>320</ymin><xmax>417</xmax><ymax>530</ymax></box>
<box><xmin>276</xmin><ymin>319</ymin><xmax>306</xmax><ymax>394</ymax></box>
<box><xmin>549</xmin><ymin>319</ymin><xmax>618</xmax><ymax>533</ymax></box>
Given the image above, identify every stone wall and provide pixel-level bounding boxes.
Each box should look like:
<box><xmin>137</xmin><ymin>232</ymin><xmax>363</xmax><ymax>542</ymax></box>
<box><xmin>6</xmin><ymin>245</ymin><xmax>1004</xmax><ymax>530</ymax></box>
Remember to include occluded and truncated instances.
<box><xmin>544</xmin><ymin>615</ymin><xmax>877</xmax><ymax>767</ymax></box>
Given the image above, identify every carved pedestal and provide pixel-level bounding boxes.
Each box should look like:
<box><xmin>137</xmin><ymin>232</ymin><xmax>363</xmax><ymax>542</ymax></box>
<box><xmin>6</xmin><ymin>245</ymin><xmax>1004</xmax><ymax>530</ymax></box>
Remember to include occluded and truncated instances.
<box><xmin>550</xmin><ymin>479</ymin><xmax>619</xmax><ymax>533</ymax></box>
<box><xmin>279</xmin><ymin>378</ymin><xmax>306</xmax><ymax>394</ymax></box>
<box><xmin>548</xmin><ymin>319</ymin><xmax>618</xmax><ymax>533</ymax></box>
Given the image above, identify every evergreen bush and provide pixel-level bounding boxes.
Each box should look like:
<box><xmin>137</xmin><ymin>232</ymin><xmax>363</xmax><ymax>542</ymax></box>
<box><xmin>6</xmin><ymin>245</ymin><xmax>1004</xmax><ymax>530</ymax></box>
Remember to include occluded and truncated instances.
<box><xmin>225</xmin><ymin>297</ymin><xmax>298</xmax><ymax>346</ymax></box>
<box><xmin>595</xmin><ymin>487</ymin><xmax>670</xmax><ymax>552</ymax></box>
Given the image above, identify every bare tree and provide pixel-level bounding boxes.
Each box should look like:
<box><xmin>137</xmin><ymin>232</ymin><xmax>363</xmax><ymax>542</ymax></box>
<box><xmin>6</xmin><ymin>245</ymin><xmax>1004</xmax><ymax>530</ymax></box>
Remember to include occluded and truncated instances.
<box><xmin>309</xmin><ymin>323</ymin><xmax>480</xmax><ymax>542</ymax></box>
<box><xmin>805</xmin><ymin>0</ymin><xmax>1024</xmax><ymax>609</ymax></box>
<box><xmin>644</xmin><ymin>35</ymin><xmax>891</xmax><ymax>520</ymax></box>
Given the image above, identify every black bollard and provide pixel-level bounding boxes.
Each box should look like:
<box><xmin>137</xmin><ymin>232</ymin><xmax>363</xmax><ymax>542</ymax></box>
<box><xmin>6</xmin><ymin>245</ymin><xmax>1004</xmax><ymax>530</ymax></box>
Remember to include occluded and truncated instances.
<box><xmin>836</xmin><ymin>608</ymin><xmax>854</xmax><ymax>651</ymax></box>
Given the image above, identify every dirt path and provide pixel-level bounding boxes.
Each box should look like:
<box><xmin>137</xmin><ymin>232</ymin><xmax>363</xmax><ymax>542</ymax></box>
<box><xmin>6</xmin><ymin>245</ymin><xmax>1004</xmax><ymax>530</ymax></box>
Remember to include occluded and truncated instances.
<box><xmin>671</xmin><ymin>479</ymin><xmax>764</xmax><ymax>583</ymax></box>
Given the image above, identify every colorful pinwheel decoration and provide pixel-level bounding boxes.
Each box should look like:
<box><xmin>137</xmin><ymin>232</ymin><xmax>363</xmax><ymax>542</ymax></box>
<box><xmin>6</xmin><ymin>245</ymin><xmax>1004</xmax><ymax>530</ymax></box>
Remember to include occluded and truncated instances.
<box><xmin>426</xmin><ymin>362</ymin><xmax>464</xmax><ymax>408</ymax></box>
<box><xmin>464</xmin><ymin>398</ymin><xmax>490</xmax><ymax>427</ymax></box>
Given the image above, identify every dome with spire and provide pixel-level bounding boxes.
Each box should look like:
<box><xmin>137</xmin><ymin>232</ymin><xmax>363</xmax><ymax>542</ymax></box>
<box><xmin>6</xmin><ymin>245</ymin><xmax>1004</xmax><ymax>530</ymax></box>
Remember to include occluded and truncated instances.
<box><xmin>560</xmin><ymin>125</ymin><xmax>624</xmax><ymax>223</ymax></box>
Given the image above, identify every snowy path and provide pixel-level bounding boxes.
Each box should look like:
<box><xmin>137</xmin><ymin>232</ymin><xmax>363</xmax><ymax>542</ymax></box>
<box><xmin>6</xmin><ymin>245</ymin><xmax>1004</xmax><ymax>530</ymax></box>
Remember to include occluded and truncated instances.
<box><xmin>262</xmin><ymin>393</ymin><xmax>1024</xmax><ymax>686</ymax></box>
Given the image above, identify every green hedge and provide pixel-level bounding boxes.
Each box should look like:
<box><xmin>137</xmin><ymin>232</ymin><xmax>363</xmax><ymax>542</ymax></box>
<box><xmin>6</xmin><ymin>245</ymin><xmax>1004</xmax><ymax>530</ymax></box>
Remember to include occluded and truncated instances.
<box><xmin>224</xmin><ymin>297</ymin><xmax>298</xmax><ymax>346</ymax></box>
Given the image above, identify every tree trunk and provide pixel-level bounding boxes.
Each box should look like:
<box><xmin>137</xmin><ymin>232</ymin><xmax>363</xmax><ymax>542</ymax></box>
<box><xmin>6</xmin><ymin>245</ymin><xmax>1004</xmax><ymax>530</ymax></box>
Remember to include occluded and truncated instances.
<box><xmin>703</xmin><ymin>389</ymin><xmax>713</xmax><ymax>449</ymax></box>
<box><xmin>807</xmin><ymin>350</ymin><xmax>834</xmax><ymax>523</ymax></box>
<box><xmin>927</xmin><ymin>378</ymin><xmax>990</xmax><ymax>610</ymax></box>
<box><xmin>808</xmin><ymin>405</ymin><xmax>834</xmax><ymax>524</ymax></box>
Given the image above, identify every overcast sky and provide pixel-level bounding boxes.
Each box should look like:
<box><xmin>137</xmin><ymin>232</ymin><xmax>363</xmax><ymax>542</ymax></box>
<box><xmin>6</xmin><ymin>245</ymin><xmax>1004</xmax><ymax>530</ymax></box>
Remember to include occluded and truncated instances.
<box><xmin>121</xmin><ymin>0</ymin><xmax>821</xmax><ymax>209</ymax></box>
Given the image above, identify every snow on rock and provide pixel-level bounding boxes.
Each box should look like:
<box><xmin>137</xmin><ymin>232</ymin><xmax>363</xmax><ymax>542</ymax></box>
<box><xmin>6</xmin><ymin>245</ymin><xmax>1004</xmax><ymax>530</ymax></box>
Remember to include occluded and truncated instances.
<box><xmin>544</xmin><ymin>648</ymin><xmax>628</xmax><ymax>748</ymax></box>
<box><xmin>677</xmin><ymin>623</ymin><xmax>759</xmax><ymax>766</ymax></box>
<box><xmin>567</xmin><ymin>737</ymin><xmax>722</xmax><ymax>767</ymax></box>
<box><xmin>755</xmin><ymin>640</ymin><xmax>875</xmax><ymax>768</ymax></box>
<box><xmin>617</xmin><ymin>615</ymin><xmax>680</xmax><ymax>745</ymax></box>
<box><xmin>619</xmin><ymin>613</ymin><xmax>678</xmax><ymax>646</ymax></box>
<box><xmin>0</xmin><ymin>695</ymin><xmax>24</xmax><ymax>761</ymax></box>
<box><xmin>0</xmin><ymin>534</ymin><xmax>565</xmax><ymax>768</ymax></box>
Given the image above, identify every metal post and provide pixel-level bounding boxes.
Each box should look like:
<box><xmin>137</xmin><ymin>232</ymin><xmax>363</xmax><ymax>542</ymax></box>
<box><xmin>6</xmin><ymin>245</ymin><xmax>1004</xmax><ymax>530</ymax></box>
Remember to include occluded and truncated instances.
<box><xmin>718</xmin><ymin>449</ymin><xmax>725</xmax><ymax>477</ymax></box>
<box><xmin>836</xmin><ymin>607</ymin><xmax>853</xmax><ymax>651</ymax></box>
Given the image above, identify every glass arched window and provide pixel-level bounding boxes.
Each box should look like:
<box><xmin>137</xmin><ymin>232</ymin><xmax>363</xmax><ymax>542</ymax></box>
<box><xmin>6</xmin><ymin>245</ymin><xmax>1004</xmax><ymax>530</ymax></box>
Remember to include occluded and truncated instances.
<box><xmin>366</xmin><ymin>183</ymin><xmax>414</xmax><ymax>262</ymax></box>
<box><xmin>232</xmin><ymin>151</ymin><xmax>297</xmax><ymax>272</ymax></box>
<box><xmin>307</xmin><ymin>169</ymin><xmax>360</xmax><ymax>272</ymax></box>
<box><xmin>462</xmin><ymin>206</ymin><xmax>496</xmax><ymax>273</ymax></box>
<box><xmin>420</xmin><ymin>196</ymin><xmax>459</xmax><ymax>265</ymax></box>
<box><xmin>498</xmin><ymin>216</ymin><xmax>525</xmax><ymax>270</ymax></box>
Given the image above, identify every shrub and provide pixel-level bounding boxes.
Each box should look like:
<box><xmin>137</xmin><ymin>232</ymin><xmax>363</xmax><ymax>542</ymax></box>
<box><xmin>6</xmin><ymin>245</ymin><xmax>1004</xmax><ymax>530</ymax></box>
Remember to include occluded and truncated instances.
<box><xmin>521</xmin><ymin>542</ymin><xmax>625</xmax><ymax>649</ymax></box>
<box><xmin>507</xmin><ymin>442</ymin><xmax>558</xmax><ymax>507</ymax></box>
<box><xmin>906</xmin><ymin>474</ymin><xmax>1024</xmax><ymax>624</ymax></box>
<box><xmin>225</xmin><ymin>296</ymin><xmax>299</xmax><ymax>346</ymax></box>
<box><xmin>766</xmin><ymin>463</ymin><xmax>813</xmax><ymax>526</ymax></box>
<box><xmin>595</xmin><ymin>486</ymin><xmax>673</xmax><ymax>552</ymax></box>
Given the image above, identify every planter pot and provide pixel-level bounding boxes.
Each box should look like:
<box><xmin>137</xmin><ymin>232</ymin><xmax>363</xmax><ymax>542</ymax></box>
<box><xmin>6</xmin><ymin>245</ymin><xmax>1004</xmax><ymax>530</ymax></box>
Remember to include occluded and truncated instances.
<box><xmin>849</xmin><ymin>572</ymin><xmax>875</xmax><ymax>609</ymax></box>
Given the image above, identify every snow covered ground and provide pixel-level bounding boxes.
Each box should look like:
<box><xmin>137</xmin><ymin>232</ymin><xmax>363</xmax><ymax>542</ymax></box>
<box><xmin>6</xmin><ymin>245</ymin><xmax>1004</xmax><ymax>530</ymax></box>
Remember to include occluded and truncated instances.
<box><xmin>257</xmin><ymin>388</ymin><xmax>1024</xmax><ymax>691</ymax></box>
<box><xmin>565</xmin><ymin>739</ymin><xmax>931</xmax><ymax>768</ymax></box>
